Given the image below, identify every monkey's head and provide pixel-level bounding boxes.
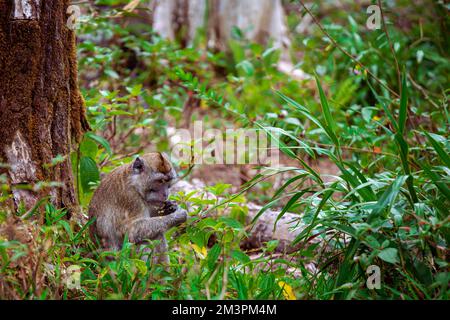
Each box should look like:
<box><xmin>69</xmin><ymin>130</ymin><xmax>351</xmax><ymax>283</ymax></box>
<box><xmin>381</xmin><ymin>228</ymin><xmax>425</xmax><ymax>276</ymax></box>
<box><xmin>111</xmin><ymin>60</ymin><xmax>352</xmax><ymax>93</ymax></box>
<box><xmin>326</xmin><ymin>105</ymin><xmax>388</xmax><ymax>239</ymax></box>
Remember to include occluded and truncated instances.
<box><xmin>129</xmin><ymin>152</ymin><xmax>177</xmax><ymax>207</ymax></box>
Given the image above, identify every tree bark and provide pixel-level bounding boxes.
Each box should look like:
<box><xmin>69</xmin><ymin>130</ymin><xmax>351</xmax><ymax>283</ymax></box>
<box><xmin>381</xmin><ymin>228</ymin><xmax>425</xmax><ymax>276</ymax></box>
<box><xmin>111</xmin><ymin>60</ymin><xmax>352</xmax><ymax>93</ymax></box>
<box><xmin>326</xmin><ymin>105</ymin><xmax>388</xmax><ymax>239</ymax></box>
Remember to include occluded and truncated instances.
<box><xmin>0</xmin><ymin>0</ymin><xmax>89</xmax><ymax>214</ymax></box>
<box><xmin>152</xmin><ymin>0</ymin><xmax>290</xmax><ymax>58</ymax></box>
<box><xmin>151</xmin><ymin>0</ymin><xmax>309</xmax><ymax>80</ymax></box>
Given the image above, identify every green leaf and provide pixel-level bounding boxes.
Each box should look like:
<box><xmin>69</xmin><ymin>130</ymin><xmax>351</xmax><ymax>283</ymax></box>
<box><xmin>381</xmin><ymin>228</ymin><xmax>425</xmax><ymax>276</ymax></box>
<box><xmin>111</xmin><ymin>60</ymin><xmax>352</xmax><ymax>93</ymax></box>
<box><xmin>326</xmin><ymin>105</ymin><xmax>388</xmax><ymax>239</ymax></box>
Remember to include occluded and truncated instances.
<box><xmin>274</xmin><ymin>192</ymin><xmax>303</xmax><ymax>229</ymax></box>
<box><xmin>293</xmin><ymin>182</ymin><xmax>338</xmax><ymax>245</ymax></box>
<box><xmin>104</xmin><ymin>69</ymin><xmax>119</xmax><ymax>79</ymax></box>
<box><xmin>398</xmin><ymin>70</ymin><xmax>408</xmax><ymax>135</ymax></box>
<box><xmin>275</xmin><ymin>91</ymin><xmax>324</xmax><ymax>130</ymax></box>
<box><xmin>344</xmin><ymin>161</ymin><xmax>376</xmax><ymax>201</ymax></box>
<box><xmin>315</xmin><ymin>75</ymin><xmax>340</xmax><ymax>151</ymax></box>
<box><xmin>85</xmin><ymin>132</ymin><xmax>112</xmax><ymax>156</ymax></box>
<box><xmin>265</xmin><ymin>240</ymin><xmax>280</xmax><ymax>253</ymax></box>
<box><xmin>262</xmin><ymin>126</ymin><xmax>315</xmax><ymax>158</ymax></box>
<box><xmin>262</xmin><ymin>47</ymin><xmax>278</xmax><ymax>59</ymax></box>
<box><xmin>132</xmin><ymin>259</ymin><xmax>148</xmax><ymax>276</ymax></box>
<box><xmin>421</xmin><ymin>163</ymin><xmax>450</xmax><ymax>201</ymax></box>
<box><xmin>218</xmin><ymin>217</ymin><xmax>244</xmax><ymax>230</ymax></box>
<box><xmin>367</xmin><ymin>82</ymin><xmax>398</xmax><ymax>132</ymax></box>
<box><xmin>58</xmin><ymin>220</ymin><xmax>73</xmax><ymax>239</ymax></box>
<box><xmin>272</xmin><ymin>173</ymin><xmax>308</xmax><ymax>199</ymax></box>
<box><xmin>127</xmin><ymin>84</ymin><xmax>143</xmax><ymax>97</ymax></box>
<box><xmin>378</xmin><ymin>248</ymin><xmax>399</xmax><ymax>264</ymax></box>
<box><xmin>254</xmin><ymin>122</ymin><xmax>323</xmax><ymax>186</ymax></box>
<box><xmin>394</xmin><ymin>132</ymin><xmax>418</xmax><ymax>203</ymax></box>
<box><xmin>424</xmin><ymin>132</ymin><xmax>450</xmax><ymax>168</ymax></box>
<box><xmin>232</xmin><ymin>271</ymin><xmax>248</xmax><ymax>300</ymax></box>
<box><xmin>321</xmin><ymin>222</ymin><xmax>358</xmax><ymax>238</ymax></box>
<box><xmin>206</xmin><ymin>183</ymin><xmax>232</xmax><ymax>196</ymax></box>
<box><xmin>369</xmin><ymin>175</ymin><xmax>408</xmax><ymax>221</ymax></box>
<box><xmin>80</xmin><ymin>156</ymin><xmax>100</xmax><ymax>194</ymax></box>
<box><xmin>109</xmin><ymin>110</ymin><xmax>134</xmax><ymax>116</ymax></box>
<box><xmin>73</xmin><ymin>218</ymin><xmax>96</xmax><ymax>243</ymax></box>
<box><xmin>80</xmin><ymin>138</ymin><xmax>98</xmax><ymax>159</ymax></box>
<box><xmin>334</xmin><ymin>238</ymin><xmax>360</xmax><ymax>299</ymax></box>
<box><xmin>207</xmin><ymin>244</ymin><xmax>221</xmax><ymax>270</ymax></box>
<box><xmin>237</xmin><ymin>60</ymin><xmax>254</xmax><ymax>76</ymax></box>
<box><xmin>231</xmin><ymin>250</ymin><xmax>250</xmax><ymax>264</ymax></box>
<box><xmin>332</xmin><ymin>159</ymin><xmax>374</xmax><ymax>202</ymax></box>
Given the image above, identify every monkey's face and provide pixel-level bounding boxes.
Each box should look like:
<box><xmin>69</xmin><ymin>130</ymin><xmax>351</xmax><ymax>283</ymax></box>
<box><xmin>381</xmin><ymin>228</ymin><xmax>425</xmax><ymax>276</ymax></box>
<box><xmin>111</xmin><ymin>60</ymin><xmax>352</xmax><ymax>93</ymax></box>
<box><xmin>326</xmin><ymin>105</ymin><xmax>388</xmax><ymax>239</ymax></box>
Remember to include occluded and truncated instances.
<box><xmin>130</xmin><ymin>153</ymin><xmax>177</xmax><ymax>207</ymax></box>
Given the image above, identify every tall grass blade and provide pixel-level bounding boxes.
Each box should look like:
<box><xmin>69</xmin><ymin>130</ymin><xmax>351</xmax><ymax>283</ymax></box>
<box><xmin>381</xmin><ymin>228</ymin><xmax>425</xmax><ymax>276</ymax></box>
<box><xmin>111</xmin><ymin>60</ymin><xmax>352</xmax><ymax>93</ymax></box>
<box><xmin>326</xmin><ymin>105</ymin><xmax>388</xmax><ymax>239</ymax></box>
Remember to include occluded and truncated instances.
<box><xmin>398</xmin><ymin>70</ymin><xmax>408</xmax><ymax>135</ymax></box>
<box><xmin>424</xmin><ymin>132</ymin><xmax>450</xmax><ymax>168</ymax></box>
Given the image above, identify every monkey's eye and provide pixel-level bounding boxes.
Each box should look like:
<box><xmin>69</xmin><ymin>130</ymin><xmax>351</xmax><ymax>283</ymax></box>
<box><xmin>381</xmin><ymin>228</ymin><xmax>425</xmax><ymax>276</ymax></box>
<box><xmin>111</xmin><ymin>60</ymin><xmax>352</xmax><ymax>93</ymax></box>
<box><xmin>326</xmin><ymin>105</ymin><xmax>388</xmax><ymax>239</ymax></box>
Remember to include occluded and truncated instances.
<box><xmin>155</xmin><ymin>178</ymin><xmax>169</xmax><ymax>184</ymax></box>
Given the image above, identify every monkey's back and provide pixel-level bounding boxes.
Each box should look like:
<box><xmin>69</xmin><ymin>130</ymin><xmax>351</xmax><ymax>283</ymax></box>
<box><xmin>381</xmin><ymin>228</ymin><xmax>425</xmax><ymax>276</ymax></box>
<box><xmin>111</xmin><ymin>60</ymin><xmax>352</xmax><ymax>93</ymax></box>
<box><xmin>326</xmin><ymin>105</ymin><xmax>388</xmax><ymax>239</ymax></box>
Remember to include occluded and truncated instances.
<box><xmin>88</xmin><ymin>164</ymin><xmax>145</xmax><ymax>249</ymax></box>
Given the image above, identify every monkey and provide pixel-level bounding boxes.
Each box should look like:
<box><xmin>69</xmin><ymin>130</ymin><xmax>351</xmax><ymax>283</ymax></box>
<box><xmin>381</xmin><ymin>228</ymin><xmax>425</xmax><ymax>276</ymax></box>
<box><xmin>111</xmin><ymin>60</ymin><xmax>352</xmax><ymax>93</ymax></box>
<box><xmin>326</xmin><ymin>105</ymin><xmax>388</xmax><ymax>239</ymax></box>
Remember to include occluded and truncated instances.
<box><xmin>88</xmin><ymin>152</ymin><xmax>187</xmax><ymax>265</ymax></box>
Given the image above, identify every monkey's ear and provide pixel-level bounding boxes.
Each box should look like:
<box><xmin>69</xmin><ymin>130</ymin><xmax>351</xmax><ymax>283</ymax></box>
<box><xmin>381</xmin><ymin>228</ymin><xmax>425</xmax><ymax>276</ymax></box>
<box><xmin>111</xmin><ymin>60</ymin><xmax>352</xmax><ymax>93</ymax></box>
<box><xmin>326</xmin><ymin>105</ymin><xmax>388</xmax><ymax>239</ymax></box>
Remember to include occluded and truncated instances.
<box><xmin>132</xmin><ymin>157</ymin><xmax>145</xmax><ymax>174</ymax></box>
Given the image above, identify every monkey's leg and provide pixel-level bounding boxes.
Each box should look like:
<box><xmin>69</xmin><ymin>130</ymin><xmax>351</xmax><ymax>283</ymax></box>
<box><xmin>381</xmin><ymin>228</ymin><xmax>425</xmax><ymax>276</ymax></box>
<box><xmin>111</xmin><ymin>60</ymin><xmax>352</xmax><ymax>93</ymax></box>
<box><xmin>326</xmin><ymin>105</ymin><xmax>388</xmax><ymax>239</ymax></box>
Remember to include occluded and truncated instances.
<box><xmin>138</xmin><ymin>235</ymin><xmax>169</xmax><ymax>266</ymax></box>
<box><xmin>152</xmin><ymin>234</ymin><xmax>169</xmax><ymax>266</ymax></box>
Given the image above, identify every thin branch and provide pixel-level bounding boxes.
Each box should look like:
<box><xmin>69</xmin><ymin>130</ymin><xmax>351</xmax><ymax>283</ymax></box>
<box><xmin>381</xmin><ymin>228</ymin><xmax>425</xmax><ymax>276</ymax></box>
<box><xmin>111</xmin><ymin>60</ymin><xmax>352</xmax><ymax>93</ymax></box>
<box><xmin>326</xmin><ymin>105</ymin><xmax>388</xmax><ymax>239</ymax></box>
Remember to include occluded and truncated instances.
<box><xmin>217</xmin><ymin>260</ymin><xmax>229</xmax><ymax>300</ymax></box>
<box><xmin>407</xmin><ymin>73</ymin><xmax>441</xmax><ymax>109</ymax></box>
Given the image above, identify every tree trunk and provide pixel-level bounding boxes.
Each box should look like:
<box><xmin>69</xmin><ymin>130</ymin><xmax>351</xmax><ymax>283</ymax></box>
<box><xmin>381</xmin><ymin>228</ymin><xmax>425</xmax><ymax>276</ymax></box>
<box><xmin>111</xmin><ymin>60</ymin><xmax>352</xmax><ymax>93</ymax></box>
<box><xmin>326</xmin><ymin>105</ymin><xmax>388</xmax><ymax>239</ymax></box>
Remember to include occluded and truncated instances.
<box><xmin>151</xmin><ymin>0</ymin><xmax>309</xmax><ymax>80</ymax></box>
<box><xmin>0</xmin><ymin>0</ymin><xmax>89</xmax><ymax>215</ymax></box>
<box><xmin>152</xmin><ymin>0</ymin><xmax>290</xmax><ymax>58</ymax></box>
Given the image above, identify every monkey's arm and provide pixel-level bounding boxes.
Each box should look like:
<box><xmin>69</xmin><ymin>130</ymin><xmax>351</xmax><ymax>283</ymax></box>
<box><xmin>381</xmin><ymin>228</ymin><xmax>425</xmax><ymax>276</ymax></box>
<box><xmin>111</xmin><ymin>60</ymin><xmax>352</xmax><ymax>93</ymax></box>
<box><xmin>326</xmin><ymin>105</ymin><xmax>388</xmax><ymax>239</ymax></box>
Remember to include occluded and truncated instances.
<box><xmin>123</xmin><ymin>209</ymin><xmax>187</xmax><ymax>243</ymax></box>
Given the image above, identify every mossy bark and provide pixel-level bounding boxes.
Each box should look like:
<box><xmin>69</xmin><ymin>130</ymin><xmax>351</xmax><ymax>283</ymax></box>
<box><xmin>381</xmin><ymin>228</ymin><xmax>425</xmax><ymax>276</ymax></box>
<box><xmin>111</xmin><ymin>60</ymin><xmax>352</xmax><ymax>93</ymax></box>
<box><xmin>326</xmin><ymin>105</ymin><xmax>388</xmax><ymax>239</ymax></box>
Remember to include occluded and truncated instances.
<box><xmin>0</xmin><ymin>0</ymin><xmax>89</xmax><ymax>215</ymax></box>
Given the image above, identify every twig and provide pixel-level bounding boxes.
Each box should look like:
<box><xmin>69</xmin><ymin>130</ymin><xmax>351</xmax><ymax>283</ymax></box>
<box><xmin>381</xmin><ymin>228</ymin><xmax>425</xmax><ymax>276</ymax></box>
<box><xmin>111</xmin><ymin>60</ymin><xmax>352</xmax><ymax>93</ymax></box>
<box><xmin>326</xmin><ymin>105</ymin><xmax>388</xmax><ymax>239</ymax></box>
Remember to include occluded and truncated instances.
<box><xmin>407</xmin><ymin>73</ymin><xmax>441</xmax><ymax>109</ymax></box>
<box><xmin>217</xmin><ymin>260</ymin><xmax>229</xmax><ymax>300</ymax></box>
<box><xmin>175</xmin><ymin>163</ymin><xmax>195</xmax><ymax>182</ymax></box>
<box><xmin>175</xmin><ymin>144</ymin><xmax>196</xmax><ymax>181</ymax></box>
<box><xmin>99</xmin><ymin>145</ymin><xmax>146</xmax><ymax>168</ymax></box>
<box><xmin>205</xmin><ymin>265</ymin><xmax>220</xmax><ymax>300</ymax></box>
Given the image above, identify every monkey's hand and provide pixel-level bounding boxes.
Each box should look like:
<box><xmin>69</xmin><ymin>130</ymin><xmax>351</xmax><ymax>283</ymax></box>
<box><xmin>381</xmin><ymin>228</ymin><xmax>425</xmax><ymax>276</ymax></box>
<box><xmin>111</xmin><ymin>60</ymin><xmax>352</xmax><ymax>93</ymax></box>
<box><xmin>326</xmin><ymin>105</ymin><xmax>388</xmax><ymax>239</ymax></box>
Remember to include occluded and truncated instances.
<box><xmin>171</xmin><ymin>208</ymin><xmax>187</xmax><ymax>226</ymax></box>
